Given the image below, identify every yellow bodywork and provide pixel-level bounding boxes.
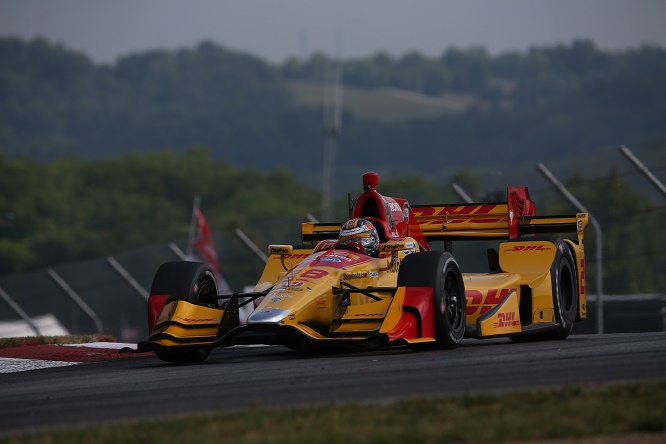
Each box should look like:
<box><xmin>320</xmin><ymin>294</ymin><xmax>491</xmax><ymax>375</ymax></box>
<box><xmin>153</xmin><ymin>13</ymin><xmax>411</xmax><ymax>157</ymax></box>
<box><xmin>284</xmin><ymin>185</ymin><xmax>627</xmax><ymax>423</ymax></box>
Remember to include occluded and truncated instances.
<box><xmin>150</xmin><ymin>300</ymin><xmax>223</xmax><ymax>346</ymax></box>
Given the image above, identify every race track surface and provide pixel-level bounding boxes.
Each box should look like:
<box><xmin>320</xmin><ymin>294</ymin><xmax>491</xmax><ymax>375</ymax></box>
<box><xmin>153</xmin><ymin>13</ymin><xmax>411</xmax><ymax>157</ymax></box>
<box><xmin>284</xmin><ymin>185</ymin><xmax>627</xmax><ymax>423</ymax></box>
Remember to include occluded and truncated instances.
<box><xmin>1</xmin><ymin>332</ymin><xmax>664</xmax><ymax>436</ymax></box>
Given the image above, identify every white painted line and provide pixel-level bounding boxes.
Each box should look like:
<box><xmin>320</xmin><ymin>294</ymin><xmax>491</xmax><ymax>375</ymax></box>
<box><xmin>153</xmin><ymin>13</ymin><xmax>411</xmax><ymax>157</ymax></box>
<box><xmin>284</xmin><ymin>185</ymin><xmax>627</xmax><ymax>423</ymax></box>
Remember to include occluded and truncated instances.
<box><xmin>0</xmin><ymin>357</ymin><xmax>81</xmax><ymax>374</ymax></box>
<box><xmin>61</xmin><ymin>342</ymin><xmax>137</xmax><ymax>349</ymax></box>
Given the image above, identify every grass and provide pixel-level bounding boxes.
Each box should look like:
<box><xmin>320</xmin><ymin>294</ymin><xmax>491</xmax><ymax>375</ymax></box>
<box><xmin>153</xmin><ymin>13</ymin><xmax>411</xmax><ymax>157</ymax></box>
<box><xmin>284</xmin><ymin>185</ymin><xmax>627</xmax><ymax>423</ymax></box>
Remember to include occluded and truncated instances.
<box><xmin>0</xmin><ymin>334</ymin><xmax>116</xmax><ymax>349</ymax></box>
<box><xmin>2</xmin><ymin>380</ymin><xmax>664</xmax><ymax>443</ymax></box>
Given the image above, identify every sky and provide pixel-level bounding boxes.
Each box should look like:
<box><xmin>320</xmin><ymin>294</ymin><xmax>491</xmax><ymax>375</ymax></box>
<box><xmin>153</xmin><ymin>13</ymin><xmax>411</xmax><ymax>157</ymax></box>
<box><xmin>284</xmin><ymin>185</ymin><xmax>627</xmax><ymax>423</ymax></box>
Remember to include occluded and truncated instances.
<box><xmin>1</xmin><ymin>0</ymin><xmax>666</xmax><ymax>65</ymax></box>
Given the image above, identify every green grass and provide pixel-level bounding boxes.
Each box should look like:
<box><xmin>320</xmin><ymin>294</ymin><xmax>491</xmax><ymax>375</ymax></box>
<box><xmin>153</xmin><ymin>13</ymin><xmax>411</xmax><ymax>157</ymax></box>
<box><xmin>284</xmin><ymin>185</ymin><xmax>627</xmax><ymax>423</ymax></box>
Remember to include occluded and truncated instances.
<box><xmin>2</xmin><ymin>381</ymin><xmax>664</xmax><ymax>443</ymax></box>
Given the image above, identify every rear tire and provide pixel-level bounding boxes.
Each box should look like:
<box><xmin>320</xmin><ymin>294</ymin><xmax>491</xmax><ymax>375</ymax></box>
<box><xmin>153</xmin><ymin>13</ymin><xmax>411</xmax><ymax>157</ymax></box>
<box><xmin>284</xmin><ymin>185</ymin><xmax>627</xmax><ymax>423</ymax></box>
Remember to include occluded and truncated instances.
<box><xmin>547</xmin><ymin>239</ymin><xmax>578</xmax><ymax>339</ymax></box>
<box><xmin>509</xmin><ymin>238</ymin><xmax>578</xmax><ymax>342</ymax></box>
<box><xmin>397</xmin><ymin>252</ymin><xmax>466</xmax><ymax>349</ymax></box>
<box><xmin>150</xmin><ymin>261</ymin><xmax>219</xmax><ymax>363</ymax></box>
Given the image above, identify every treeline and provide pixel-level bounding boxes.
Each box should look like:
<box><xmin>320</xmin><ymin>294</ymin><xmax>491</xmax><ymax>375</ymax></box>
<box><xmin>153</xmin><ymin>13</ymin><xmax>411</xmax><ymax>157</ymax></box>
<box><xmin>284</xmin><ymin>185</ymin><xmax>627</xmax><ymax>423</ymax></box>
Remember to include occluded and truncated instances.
<box><xmin>1</xmin><ymin>37</ymin><xmax>665</xmax><ymax>179</ymax></box>
<box><xmin>1</xmin><ymin>149</ymin><xmax>664</xmax><ymax>294</ymax></box>
<box><xmin>0</xmin><ymin>148</ymin><xmax>321</xmax><ymax>274</ymax></box>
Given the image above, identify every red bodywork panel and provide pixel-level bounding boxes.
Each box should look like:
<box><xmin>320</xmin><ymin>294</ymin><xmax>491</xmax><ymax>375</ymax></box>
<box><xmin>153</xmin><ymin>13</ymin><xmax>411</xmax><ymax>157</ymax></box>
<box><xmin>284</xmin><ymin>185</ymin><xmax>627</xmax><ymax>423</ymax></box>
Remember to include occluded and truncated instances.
<box><xmin>352</xmin><ymin>172</ymin><xmax>430</xmax><ymax>250</ymax></box>
<box><xmin>506</xmin><ymin>186</ymin><xmax>536</xmax><ymax>239</ymax></box>
<box><xmin>387</xmin><ymin>286</ymin><xmax>434</xmax><ymax>342</ymax></box>
<box><xmin>148</xmin><ymin>294</ymin><xmax>168</xmax><ymax>332</ymax></box>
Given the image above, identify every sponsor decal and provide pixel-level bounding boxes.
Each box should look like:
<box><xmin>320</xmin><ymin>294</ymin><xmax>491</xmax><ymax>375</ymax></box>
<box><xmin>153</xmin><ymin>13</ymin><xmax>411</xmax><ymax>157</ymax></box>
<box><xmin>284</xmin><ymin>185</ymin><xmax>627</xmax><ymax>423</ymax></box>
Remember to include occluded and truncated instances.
<box><xmin>369</xmin><ymin>271</ymin><xmax>378</xmax><ymax>278</ymax></box>
<box><xmin>508</xmin><ymin>245</ymin><xmax>550</xmax><ymax>251</ymax></box>
<box><xmin>413</xmin><ymin>204</ymin><xmax>503</xmax><ymax>225</ymax></box>
<box><xmin>284</xmin><ymin>253</ymin><xmax>310</xmax><ymax>259</ymax></box>
<box><xmin>387</xmin><ymin>202</ymin><xmax>401</xmax><ymax>212</ymax></box>
<box><xmin>580</xmin><ymin>258</ymin><xmax>586</xmax><ymax>295</ymax></box>
<box><xmin>318</xmin><ymin>257</ymin><xmax>342</xmax><ymax>263</ymax></box>
<box><xmin>352</xmin><ymin>313</ymin><xmax>384</xmax><ymax>318</ymax></box>
<box><xmin>466</xmin><ymin>288</ymin><xmax>515</xmax><ymax>316</ymax></box>
<box><xmin>274</xmin><ymin>287</ymin><xmax>303</xmax><ymax>292</ymax></box>
<box><xmin>270</xmin><ymin>247</ymin><xmax>291</xmax><ymax>254</ymax></box>
<box><xmin>284</xmin><ymin>281</ymin><xmax>304</xmax><ymax>287</ymax></box>
<box><xmin>342</xmin><ymin>272</ymin><xmax>368</xmax><ymax>280</ymax></box>
<box><xmin>271</xmin><ymin>297</ymin><xmax>282</xmax><ymax>302</ymax></box>
<box><xmin>381</xmin><ymin>243</ymin><xmax>407</xmax><ymax>251</ymax></box>
<box><xmin>493</xmin><ymin>312</ymin><xmax>520</xmax><ymax>328</ymax></box>
<box><xmin>175</xmin><ymin>316</ymin><xmax>217</xmax><ymax>323</ymax></box>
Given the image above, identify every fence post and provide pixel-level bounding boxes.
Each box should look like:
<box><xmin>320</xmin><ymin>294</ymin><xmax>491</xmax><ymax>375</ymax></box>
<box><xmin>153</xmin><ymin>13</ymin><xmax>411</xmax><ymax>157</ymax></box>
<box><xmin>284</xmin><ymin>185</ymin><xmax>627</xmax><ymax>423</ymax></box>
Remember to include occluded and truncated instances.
<box><xmin>47</xmin><ymin>268</ymin><xmax>104</xmax><ymax>334</ymax></box>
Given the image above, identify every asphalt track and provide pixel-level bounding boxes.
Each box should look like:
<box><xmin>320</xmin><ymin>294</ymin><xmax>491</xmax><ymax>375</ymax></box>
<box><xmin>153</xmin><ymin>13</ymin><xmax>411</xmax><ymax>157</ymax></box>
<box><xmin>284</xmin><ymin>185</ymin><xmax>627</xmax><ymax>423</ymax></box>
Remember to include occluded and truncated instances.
<box><xmin>1</xmin><ymin>332</ymin><xmax>665</xmax><ymax>436</ymax></box>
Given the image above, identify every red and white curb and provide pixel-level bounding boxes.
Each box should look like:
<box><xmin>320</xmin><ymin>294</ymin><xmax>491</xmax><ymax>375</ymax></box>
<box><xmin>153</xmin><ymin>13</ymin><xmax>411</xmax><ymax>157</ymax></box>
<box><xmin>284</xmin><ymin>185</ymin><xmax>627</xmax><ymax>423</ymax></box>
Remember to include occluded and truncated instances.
<box><xmin>0</xmin><ymin>342</ymin><xmax>148</xmax><ymax>374</ymax></box>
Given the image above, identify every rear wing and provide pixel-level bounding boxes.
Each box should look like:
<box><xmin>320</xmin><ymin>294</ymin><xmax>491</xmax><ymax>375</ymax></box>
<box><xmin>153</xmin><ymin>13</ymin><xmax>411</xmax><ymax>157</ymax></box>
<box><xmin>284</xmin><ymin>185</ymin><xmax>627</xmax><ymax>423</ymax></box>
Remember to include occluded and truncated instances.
<box><xmin>301</xmin><ymin>186</ymin><xmax>588</xmax><ymax>247</ymax></box>
<box><xmin>413</xmin><ymin>207</ymin><xmax>588</xmax><ymax>245</ymax></box>
<box><xmin>411</xmin><ymin>187</ymin><xmax>587</xmax><ymax>245</ymax></box>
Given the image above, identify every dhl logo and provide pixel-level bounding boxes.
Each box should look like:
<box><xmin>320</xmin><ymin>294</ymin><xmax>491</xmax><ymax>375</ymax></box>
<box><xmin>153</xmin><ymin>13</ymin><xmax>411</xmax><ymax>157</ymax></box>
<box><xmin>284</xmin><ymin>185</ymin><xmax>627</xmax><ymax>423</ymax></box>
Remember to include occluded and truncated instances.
<box><xmin>413</xmin><ymin>204</ymin><xmax>504</xmax><ymax>225</ymax></box>
<box><xmin>466</xmin><ymin>288</ymin><xmax>515</xmax><ymax>316</ymax></box>
<box><xmin>580</xmin><ymin>258</ymin><xmax>586</xmax><ymax>295</ymax></box>
<box><xmin>493</xmin><ymin>312</ymin><xmax>520</xmax><ymax>328</ymax></box>
<box><xmin>175</xmin><ymin>316</ymin><xmax>218</xmax><ymax>323</ymax></box>
<box><xmin>508</xmin><ymin>245</ymin><xmax>551</xmax><ymax>251</ymax></box>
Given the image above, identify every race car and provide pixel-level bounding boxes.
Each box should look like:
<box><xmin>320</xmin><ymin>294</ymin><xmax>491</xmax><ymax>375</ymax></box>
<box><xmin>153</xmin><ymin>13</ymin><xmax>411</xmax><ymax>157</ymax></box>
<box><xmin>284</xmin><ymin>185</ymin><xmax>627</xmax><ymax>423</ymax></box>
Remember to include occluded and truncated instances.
<box><xmin>138</xmin><ymin>172</ymin><xmax>588</xmax><ymax>363</ymax></box>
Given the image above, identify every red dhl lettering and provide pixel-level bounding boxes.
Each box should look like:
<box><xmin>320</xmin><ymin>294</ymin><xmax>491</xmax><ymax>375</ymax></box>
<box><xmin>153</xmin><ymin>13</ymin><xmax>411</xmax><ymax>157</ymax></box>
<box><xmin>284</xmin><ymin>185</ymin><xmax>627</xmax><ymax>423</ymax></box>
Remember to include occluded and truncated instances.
<box><xmin>352</xmin><ymin>313</ymin><xmax>384</xmax><ymax>318</ymax></box>
<box><xmin>509</xmin><ymin>245</ymin><xmax>550</xmax><ymax>251</ymax></box>
<box><xmin>175</xmin><ymin>316</ymin><xmax>217</xmax><ymax>323</ymax></box>
<box><xmin>466</xmin><ymin>288</ymin><xmax>514</xmax><ymax>316</ymax></box>
<box><xmin>493</xmin><ymin>312</ymin><xmax>520</xmax><ymax>328</ymax></box>
<box><xmin>413</xmin><ymin>205</ymin><xmax>501</xmax><ymax>225</ymax></box>
<box><xmin>580</xmin><ymin>258</ymin><xmax>586</xmax><ymax>295</ymax></box>
<box><xmin>282</xmin><ymin>254</ymin><xmax>310</xmax><ymax>259</ymax></box>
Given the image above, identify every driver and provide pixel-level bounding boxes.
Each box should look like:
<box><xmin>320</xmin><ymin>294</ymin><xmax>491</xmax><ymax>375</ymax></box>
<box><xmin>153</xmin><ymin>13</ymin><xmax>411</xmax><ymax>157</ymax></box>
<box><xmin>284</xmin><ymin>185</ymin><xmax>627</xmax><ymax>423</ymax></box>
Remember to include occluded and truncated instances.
<box><xmin>338</xmin><ymin>218</ymin><xmax>380</xmax><ymax>257</ymax></box>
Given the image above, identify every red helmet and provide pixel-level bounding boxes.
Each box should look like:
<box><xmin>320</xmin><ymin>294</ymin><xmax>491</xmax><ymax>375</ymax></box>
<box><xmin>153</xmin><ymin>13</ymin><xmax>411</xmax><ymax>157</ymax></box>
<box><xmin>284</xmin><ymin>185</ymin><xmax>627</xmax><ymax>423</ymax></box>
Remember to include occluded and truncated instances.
<box><xmin>338</xmin><ymin>219</ymin><xmax>380</xmax><ymax>257</ymax></box>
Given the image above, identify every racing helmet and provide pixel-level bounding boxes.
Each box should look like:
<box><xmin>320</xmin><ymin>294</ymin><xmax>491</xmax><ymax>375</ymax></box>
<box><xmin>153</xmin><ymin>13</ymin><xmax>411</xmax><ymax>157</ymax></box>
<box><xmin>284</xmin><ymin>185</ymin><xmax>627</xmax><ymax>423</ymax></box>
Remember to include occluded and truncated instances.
<box><xmin>338</xmin><ymin>218</ymin><xmax>380</xmax><ymax>257</ymax></box>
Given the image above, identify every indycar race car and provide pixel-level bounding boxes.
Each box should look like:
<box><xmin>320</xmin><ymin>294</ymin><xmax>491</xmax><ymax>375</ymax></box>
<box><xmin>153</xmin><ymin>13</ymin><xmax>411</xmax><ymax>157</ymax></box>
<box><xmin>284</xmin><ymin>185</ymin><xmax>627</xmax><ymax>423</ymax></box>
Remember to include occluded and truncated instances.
<box><xmin>138</xmin><ymin>172</ymin><xmax>588</xmax><ymax>363</ymax></box>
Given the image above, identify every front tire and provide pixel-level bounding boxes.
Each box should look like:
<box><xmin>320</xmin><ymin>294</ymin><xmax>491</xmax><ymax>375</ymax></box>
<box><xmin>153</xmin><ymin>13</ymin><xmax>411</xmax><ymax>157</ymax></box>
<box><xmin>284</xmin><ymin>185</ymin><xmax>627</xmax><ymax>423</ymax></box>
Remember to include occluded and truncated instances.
<box><xmin>397</xmin><ymin>252</ymin><xmax>466</xmax><ymax>349</ymax></box>
<box><xmin>150</xmin><ymin>261</ymin><xmax>219</xmax><ymax>308</ymax></box>
<box><xmin>149</xmin><ymin>261</ymin><xmax>219</xmax><ymax>363</ymax></box>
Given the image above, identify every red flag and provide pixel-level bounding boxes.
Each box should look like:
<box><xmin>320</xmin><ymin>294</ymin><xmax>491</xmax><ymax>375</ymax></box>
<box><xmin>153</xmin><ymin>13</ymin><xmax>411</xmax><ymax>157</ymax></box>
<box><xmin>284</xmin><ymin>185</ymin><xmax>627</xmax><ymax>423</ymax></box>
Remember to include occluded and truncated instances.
<box><xmin>192</xmin><ymin>208</ymin><xmax>219</xmax><ymax>274</ymax></box>
<box><xmin>190</xmin><ymin>207</ymin><xmax>231</xmax><ymax>293</ymax></box>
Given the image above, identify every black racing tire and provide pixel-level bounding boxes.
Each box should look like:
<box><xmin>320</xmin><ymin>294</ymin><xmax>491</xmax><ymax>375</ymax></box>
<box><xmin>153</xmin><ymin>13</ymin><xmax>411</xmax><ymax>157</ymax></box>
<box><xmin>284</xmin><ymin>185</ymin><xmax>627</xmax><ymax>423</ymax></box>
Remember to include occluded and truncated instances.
<box><xmin>509</xmin><ymin>238</ymin><xmax>579</xmax><ymax>342</ymax></box>
<box><xmin>150</xmin><ymin>261</ymin><xmax>219</xmax><ymax>363</ymax></box>
<box><xmin>150</xmin><ymin>261</ymin><xmax>219</xmax><ymax>308</ymax></box>
<box><xmin>547</xmin><ymin>239</ymin><xmax>578</xmax><ymax>339</ymax></box>
<box><xmin>155</xmin><ymin>347</ymin><xmax>211</xmax><ymax>364</ymax></box>
<box><xmin>397</xmin><ymin>251</ymin><xmax>466</xmax><ymax>349</ymax></box>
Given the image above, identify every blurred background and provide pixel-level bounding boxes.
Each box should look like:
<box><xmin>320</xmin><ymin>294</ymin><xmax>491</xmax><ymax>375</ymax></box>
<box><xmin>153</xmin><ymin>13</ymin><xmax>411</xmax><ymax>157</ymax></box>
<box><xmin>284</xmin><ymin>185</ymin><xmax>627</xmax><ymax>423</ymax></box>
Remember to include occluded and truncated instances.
<box><xmin>1</xmin><ymin>0</ymin><xmax>665</xmax><ymax>341</ymax></box>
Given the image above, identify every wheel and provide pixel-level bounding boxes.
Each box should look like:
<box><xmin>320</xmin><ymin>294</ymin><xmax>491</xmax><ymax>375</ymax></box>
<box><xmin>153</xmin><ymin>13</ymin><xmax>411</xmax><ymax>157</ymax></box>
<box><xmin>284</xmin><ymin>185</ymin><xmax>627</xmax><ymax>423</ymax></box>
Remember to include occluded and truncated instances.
<box><xmin>150</xmin><ymin>261</ymin><xmax>219</xmax><ymax>308</ymax></box>
<box><xmin>155</xmin><ymin>347</ymin><xmax>211</xmax><ymax>364</ymax></box>
<box><xmin>397</xmin><ymin>251</ymin><xmax>466</xmax><ymax>349</ymax></box>
<box><xmin>509</xmin><ymin>238</ymin><xmax>578</xmax><ymax>342</ymax></box>
<box><xmin>149</xmin><ymin>261</ymin><xmax>219</xmax><ymax>363</ymax></box>
<box><xmin>547</xmin><ymin>239</ymin><xmax>578</xmax><ymax>339</ymax></box>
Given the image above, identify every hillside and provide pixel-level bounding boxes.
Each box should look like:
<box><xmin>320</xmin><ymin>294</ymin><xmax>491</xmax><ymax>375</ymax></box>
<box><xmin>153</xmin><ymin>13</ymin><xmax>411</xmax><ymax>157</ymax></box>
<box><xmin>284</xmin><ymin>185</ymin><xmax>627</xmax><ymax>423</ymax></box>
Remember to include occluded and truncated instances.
<box><xmin>287</xmin><ymin>80</ymin><xmax>477</xmax><ymax>122</ymax></box>
<box><xmin>1</xmin><ymin>37</ymin><xmax>665</xmax><ymax>188</ymax></box>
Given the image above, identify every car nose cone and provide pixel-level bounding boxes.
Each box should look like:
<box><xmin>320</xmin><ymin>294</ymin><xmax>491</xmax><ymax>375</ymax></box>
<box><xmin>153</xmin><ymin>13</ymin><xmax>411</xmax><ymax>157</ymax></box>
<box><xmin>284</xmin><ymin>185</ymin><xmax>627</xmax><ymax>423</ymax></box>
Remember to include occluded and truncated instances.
<box><xmin>247</xmin><ymin>308</ymin><xmax>291</xmax><ymax>324</ymax></box>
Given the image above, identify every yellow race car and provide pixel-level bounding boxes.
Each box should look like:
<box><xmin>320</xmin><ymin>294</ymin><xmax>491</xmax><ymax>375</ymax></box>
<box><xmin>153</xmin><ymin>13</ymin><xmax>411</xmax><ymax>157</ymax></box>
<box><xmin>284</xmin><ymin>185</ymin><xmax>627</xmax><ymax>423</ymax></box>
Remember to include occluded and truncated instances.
<box><xmin>138</xmin><ymin>172</ymin><xmax>588</xmax><ymax>363</ymax></box>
